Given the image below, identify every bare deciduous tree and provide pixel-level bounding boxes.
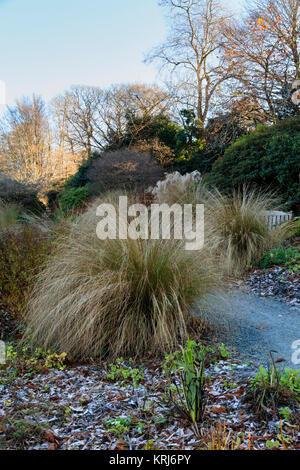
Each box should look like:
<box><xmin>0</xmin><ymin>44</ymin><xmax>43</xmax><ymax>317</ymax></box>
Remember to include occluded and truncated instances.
<box><xmin>52</xmin><ymin>86</ymin><xmax>105</xmax><ymax>158</ymax></box>
<box><xmin>0</xmin><ymin>95</ymin><xmax>52</xmax><ymax>182</ymax></box>
<box><xmin>252</xmin><ymin>0</ymin><xmax>300</xmax><ymax>78</ymax></box>
<box><xmin>52</xmin><ymin>83</ymin><xmax>171</xmax><ymax>154</ymax></box>
<box><xmin>223</xmin><ymin>0</ymin><xmax>300</xmax><ymax>121</ymax></box>
<box><xmin>107</xmin><ymin>83</ymin><xmax>171</xmax><ymax>149</ymax></box>
<box><xmin>0</xmin><ymin>94</ymin><xmax>86</xmax><ymax>185</ymax></box>
<box><xmin>145</xmin><ymin>0</ymin><xmax>235</xmax><ymax>131</ymax></box>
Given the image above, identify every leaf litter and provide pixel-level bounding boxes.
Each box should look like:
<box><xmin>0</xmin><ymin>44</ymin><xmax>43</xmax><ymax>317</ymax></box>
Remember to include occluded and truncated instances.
<box><xmin>0</xmin><ymin>355</ymin><xmax>299</xmax><ymax>450</ymax></box>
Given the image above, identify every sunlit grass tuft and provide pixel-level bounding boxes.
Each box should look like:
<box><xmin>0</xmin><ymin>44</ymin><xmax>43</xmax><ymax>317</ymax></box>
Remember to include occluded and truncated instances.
<box><xmin>203</xmin><ymin>187</ymin><xmax>281</xmax><ymax>275</ymax></box>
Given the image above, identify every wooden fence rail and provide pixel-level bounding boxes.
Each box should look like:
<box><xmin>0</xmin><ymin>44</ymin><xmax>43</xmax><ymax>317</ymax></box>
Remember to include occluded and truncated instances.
<box><xmin>263</xmin><ymin>211</ymin><xmax>293</xmax><ymax>229</ymax></box>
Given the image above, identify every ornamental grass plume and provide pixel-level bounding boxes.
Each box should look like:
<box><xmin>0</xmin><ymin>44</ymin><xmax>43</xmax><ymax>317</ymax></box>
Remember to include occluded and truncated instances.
<box><xmin>150</xmin><ymin>171</ymin><xmax>201</xmax><ymax>205</ymax></box>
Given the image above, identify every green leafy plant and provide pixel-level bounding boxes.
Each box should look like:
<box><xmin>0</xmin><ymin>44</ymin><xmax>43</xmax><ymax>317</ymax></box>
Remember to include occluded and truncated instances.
<box><xmin>168</xmin><ymin>338</ymin><xmax>208</xmax><ymax>436</ymax></box>
<box><xmin>218</xmin><ymin>343</ymin><xmax>231</xmax><ymax>359</ymax></box>
<box><xmin>44</xmin><ymin>352</ymin><xmax>67</xmax><ymax>370</ymax></box>
<box><xmin>104</xmin><ymin>416</ymin><xmax>133</xmax><ymax>437</ymax></box>
<box><xmin>223</xmin><ymin>380</ymin><xmax>236</xmax><ymax>390</ymax></box>
<box><xmin>59</xmin><ymin>186</ymin><xmax>89</xmax><ymax>213</ymax></box>
<box><xmin>257</xmin><ymin>246</ymin><xmax>300</xmax><ymax>271</ymax></box>
<box><xmin>0</xmin><ymin>417</ymin><xmax>45</xmax><ymax>450</ymax></box>
<box><xmin>163</xmin><ymin>341</ymin><xmax>230</xmax><ymax>376</ymax></box>
<box><xmin>266</xmin><ymin>424</ymin><xmax>292</xmax><ymax>450</ymax></box>
<box><xmin>163</xmin><ymin>342</ymin><xmax>209</xmax><ymax>375</ymax></box>
<box><xmin>106</xmin><ymin>358</ymin><xmax>144</xmax><ymax>387</ymax></box>
<box><xmin>248</xmin><ymin>355</ymin><xmax>300</xmax><ymax>416</ymax></box>
<box><xmin>279</xmin><ymin>407</ymin><xmax>292</xmax><ymax>421</ymax></box>
<box><xmin>144</xmin><ymin>440</ymin><xmax>160</xmax><ymax>450</ymax></box>
<box><xmin>0</xmin><ymin>344</ymin><xmax>68</xmax><ymax>383</ymax></box>
<box><xmin>266</xmin><ymin>439</ymin><xmax>280</xmax><ymax>449</ymax></box>
<box><xmin>206</xmin><ymin>116</ymin><xmax>300</xmax><ymax>212</ymax></box>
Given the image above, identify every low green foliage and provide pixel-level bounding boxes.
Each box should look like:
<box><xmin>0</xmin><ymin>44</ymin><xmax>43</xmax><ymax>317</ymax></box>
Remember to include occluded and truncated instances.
<box><xmin>144</xmin><ymin>440</ymin><xmax>160</xmax><ymax>450</ymax></box>
<box><xmin>163</xmin><ymin>341</ymin><xmax>231</xmax><ymax>375</ymax></box>
<box><xmin>44</xmin><ymin>352</ymin><xmax>67</xmax><ymax>370</ymax></box>
<box><xmin>250</xmin><ymin>365</ymin><xmax>300</xmax><ymax>395</ymax></box>
<box><xmin>218</xmin><ymin>343</ymin><xmax>232</xmax><ymax>359</ymax></box>
<box><xmin>0</xmin><ymin>417</ymin><xmax>45</xmax><ymax>449</ymax></box>
<box><xmin>248</xmin><ymin>361</ymin><xmax>300</xmax><ymax>415</ymax></box>
<box><xmin>222</xmin><ymin>380</ymin><xmax>237</xmax><ymax>390</ymax></box>
<box><xmin>266</xmin><ymin>432</ymin><xmax>292</xmax><ymax>450</ymax></box>
<box><xmin>104</xmin><ymin>415</ymin><xmax>146</xmax><ymax>438</ymax></box>
<box><xmin>59</xmin><ymin>186</ymin><xmax>89</xmax><ymax>213</ymax></box>
<box><xmin>0</xmin><ymin>344</ymin><xmax>68</xmax><ymax>384</ymax></box>
<box><xmin>256</xmin><ymin>246</ymin><xmax>300</xmax><ymax>271</ymax></box>
<box><xmin>279</xmin><ymin>407</ymin><xmax>293</xmax><ymax>421</ymax></box>
<box><xmin>104</xmin><ymin>416</ymin><xmax>133</xmax><ymax>437</ymax></box>
<box><xmin>106</xmin><ymin>358</ymin><xmax>144</xmax><ymax>387</ymax></box>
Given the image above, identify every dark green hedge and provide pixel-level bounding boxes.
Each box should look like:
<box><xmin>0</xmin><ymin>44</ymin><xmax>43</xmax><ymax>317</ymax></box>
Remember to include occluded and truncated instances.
<box><xmin>205</xmin><ymin>116</ymin><xmax>300</xmax><ymax>212</ymax></box>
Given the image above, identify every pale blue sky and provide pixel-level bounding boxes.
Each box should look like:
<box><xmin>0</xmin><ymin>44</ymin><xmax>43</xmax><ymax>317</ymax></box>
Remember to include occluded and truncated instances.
<box><xmin>0</xmin><ymin>0</ymin><xmax>243</xmax><ymax>106</ymax></box>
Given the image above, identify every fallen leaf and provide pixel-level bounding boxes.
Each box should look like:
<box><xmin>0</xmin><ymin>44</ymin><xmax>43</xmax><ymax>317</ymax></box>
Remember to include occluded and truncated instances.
<box><xmin>116</xmin><ymin>438</ymin><xmax>128</xmax><ymax>450</ymax></box>
<box><xmin>210</xmin><ymin>406</ymin><xmax>227</xmax><ymax>414</ymax></box>
<box><xmin>49</xmin><ymin>395</ymin><xmax>60</xmax><ymax>401</ymax></box>
<box><xmin>43</xmin><ymin>431</ymin><xmax>62</xmax><ymax>443</ymax></box>
<box><xmin>115</xmin><ymin>395</ymin><xmax>127</xmax><ymax>402</ymax></box>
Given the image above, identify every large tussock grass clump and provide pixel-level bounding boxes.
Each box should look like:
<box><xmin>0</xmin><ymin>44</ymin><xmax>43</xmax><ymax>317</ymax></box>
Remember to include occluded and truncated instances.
<box><xmin>25</xmin><ymin>195</ymin><xmax>219</xmax><ymax>360</ymax></box>
<box><xmin>149</xmin><ymin>179</ymin><xmax>279</xmax><ymax>276</ymax></box>
<box><xmin>204</xmin><ymin>187</ymin><xmax>280</xmax><ymax>275</ymax></box>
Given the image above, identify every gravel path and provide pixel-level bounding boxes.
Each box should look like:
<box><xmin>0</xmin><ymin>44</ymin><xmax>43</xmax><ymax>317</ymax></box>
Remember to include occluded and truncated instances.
<box><xmin>201</xmin><ymin>290</ymin><xmax>300</xmax><ymax>371</ymax></box>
